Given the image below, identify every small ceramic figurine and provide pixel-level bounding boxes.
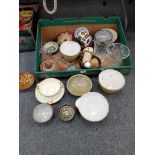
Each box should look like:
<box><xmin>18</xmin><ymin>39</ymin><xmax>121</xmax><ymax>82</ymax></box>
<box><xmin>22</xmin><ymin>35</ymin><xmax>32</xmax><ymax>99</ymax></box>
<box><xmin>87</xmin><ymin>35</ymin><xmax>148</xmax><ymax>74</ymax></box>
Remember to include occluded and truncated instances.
<box><xmin>35</xmin><ymin>78</ymin><xmax>65</xmax><ymax>104</ymax></box>
<box><xmin>82</xmin><ymin>47</ymin><xmax>94</xmax><ymax>68</ymax></box>
<box><xmin>98</xmin><ymin>69</ymin><xmax>125</xmax><ymax>93</ymax></box>
<box><xmin>41</xmin><ymin>41</ymin><xmax>59</xmax><ymax>55</ymax></box>
<box><xmin>33</xmin><ymin>103</ymin><xmax>53</xmax><ymax>123</ymax></box>
<box><xmin>75</xmin><ymin>92</ymin><xmax>109</xmax><ymax>122</ymax></box>
<box><xmin>74</xmin><ymin>27</ymin><xmax>92</xmax><ymax>47</ymax></box>
<box><xmin>19</xmin><ymin>72</ymin><xmax>35</xmax><ymax>91</ymax></box>
<box><xmin>57</xmin><ymin>32</ymin><xmax>73</xmax><ymax>44</ymax></box>
<box><xmin>40</xmin><ymin>59</ymin><xmax>58</xmax><ymax>71</ymax></box>
<box><xmin>58</xmin><ymin>104</ymin><xmax>76</xmax><ymax>122</ymax></box>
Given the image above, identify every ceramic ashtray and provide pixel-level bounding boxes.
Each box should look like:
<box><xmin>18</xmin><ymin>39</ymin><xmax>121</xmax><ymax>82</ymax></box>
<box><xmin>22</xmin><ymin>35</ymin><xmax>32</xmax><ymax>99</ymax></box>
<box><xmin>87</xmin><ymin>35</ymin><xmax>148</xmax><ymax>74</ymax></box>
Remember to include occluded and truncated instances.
<box><xmin>41</xmin><ymin>41</ymin><xmax>59</xmax><ymax>55</ymax></box>
<box><xmin>33</xmin><ymin>103</ymin><xmax>53</xmax><ymax>123</ymax></box>
<box><xmin>106</xmin><ymin>43</ymin><xmax>130</xmax><ymax>60</ymax></box>
<box><xmin>58</xmin><ymin>104</ymin><xmax>76</xmax><ymax>122</ymax></box>
<box><xmin>60</xmin><ymin>41</ymin><xmax>81</xmax><ymax>61</ymax></box>
<box><xmin>67</xmin><ymin>74</ymin><xmax>92</xmax><ymax>96</ymax></box>
<box><xmin>98</xmin><ymin>69</ymin><xmax>125</xmax><ymax>93</ymax></box>
<box><xmin>35</xmin><ymin>78</ymin><xmax>65</xmax><ymax>104</ymax></box>
<box><xmin>19</xmin><ymin>72</ymin><xmax>35</xmax><ymax>91</ymax></box>
<box><xmin>57</xmin><ymin>32</ymin><xmax>73</xmax><ymax>44</ymax></box>
<box><xmin>75</xmin><ymin>92</ymin><xmax>109</xmax><ymax>122</ymax></box>
<box><xmin>40</xmin><ymin>59</ymin><xmax>59</xmax><ymax>71</ymax></box>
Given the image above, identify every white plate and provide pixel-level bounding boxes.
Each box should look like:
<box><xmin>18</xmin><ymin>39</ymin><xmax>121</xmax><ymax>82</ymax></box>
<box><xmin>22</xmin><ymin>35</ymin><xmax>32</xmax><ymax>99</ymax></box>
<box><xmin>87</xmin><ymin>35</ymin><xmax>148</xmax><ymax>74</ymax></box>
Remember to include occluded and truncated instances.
<box><xmin>35</xmin><ymin>82</ymin><xmax>65</xmax><ymax>104</ymax></box>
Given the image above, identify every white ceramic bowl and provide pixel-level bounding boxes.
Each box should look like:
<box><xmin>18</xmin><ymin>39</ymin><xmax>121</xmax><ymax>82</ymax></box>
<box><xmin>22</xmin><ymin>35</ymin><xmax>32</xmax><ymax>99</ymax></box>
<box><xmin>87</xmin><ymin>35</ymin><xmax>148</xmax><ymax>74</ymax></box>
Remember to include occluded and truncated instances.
<box><xmin>60</xmin><ymin>41</ymin><xmax>81</xmax><ymax>61</ymax></box>
<box><xmin>75</xmin><ymin>92</ymin><xmax>109</xmax><ymax>122</ymax></box>
<box><xmin>98</xmin><ymin>69</ymin><xmax>125</xmax><ymax>93</ymax></box>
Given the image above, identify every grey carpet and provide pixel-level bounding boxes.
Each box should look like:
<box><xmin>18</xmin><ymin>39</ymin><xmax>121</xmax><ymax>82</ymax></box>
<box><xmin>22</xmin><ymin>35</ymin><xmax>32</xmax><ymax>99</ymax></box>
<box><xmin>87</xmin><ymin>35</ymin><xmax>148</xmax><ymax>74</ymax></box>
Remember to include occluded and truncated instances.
<box><xmin>19</xmin><ymin>0</ymin><xmax>135</xmax><ymax>154</ymax></box>
<box><xmin>19</xmin><ymin>32</ymin><xmax>135</xmax><ymax>155</ymax></box>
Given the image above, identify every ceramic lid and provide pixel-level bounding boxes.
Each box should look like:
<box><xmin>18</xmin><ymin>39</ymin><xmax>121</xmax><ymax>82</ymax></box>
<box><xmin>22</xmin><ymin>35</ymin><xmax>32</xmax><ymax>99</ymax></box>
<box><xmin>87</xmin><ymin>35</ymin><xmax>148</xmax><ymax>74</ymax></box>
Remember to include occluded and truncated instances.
<box><xmin>19</xmin><ymin>72</ymin><xmax>35</xmax><ymax>91</ymax></box>
<box><xmin>37</xmin><ymin>78</ymin><xmax>62</xmax><ymax>97</ymax></box>
<box><xmin>99</xmin><ymin>69</ymin><xmax>125</xmax><ymax>91</ymax></box>
<box><xmin>60</xmin><ymin>41</ymin><xmax>81</xmax><ymax>56</ymax></box>
<box><xmin>58</xmin><ymin>104</ymin><xmax>75</xmax><ymax>122</ymax></box>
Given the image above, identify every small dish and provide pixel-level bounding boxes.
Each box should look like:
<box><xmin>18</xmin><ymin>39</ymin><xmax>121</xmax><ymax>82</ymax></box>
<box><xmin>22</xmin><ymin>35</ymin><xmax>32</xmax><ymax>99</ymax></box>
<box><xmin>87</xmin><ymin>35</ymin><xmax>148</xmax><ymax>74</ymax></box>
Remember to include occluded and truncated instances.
<box><xmin>58</xmin><ymin>104</ymin><xmax>76</xmax><ymax>122</ymax></box>
<box><xmin>67</xmin><ymin>74</ymin><xmax>92</xmax><ymax>96</ymax></box>
<box><xmin>19</xmin><ymin>72</ymin><xmax>35</xmax><ymax>91</ymax></box>
<box><xmin>75</xmin><ymin>92</ymin><xmax>109</xmax><ymax>122</ymax></box>
<box><xmin>41</xmin><ymin>41</ymin><xmax>59</xmax><ymax>55</ymax></box>
<box><xmin>60</xmin><ymin>41</ymin><xmax>81</xmax><ymax>61</ymax></box>
<box><xmin>40</xmin><ymin>59</ymin><xmax>59</xmax><ymax>71</ymax></box>
<box><xmin>98</xmin><ymin>69</ymin><xmax>125</xmax><ymax>93</ymax></box>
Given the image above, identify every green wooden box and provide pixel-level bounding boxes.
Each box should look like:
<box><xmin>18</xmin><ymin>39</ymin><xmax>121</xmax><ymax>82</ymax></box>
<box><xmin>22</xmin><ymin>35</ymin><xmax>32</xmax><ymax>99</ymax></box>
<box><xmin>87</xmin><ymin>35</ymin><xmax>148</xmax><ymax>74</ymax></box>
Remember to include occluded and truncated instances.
<box><xmin>35</xmin><ymin>17</ymin><xmax>132</xmax><ymax>79</ymax></box>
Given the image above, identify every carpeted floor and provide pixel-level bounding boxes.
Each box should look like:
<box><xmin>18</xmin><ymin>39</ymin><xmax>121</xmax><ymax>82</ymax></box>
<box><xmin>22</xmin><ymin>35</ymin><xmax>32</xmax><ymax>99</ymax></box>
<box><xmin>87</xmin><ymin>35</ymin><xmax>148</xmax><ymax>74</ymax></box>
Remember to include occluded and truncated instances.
<box><xmin>19</xmin><ymin>1</ymin><xmax>135</xmax><ymax>155</ymax></box>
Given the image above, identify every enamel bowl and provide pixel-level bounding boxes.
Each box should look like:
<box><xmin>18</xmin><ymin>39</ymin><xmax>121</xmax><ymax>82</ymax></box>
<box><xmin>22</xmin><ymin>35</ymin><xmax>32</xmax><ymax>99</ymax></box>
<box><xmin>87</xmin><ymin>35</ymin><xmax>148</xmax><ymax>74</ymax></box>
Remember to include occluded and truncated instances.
<box><xmin>75</xmin><ymin>92</ymin><xmax>109</xmax><ymax>122</ymax></box>
<box><xmin>60</xmin><ymin>41</ymin><xmax>81</xmax><ymax>61</ymax></box>
<box><xmin>67</xmin><ymin>74</ymin><xmax>92</xmax><ymax>96</ymax></box>
<box><xmin>98</xmin><ymin>69</ymin><xmax>125</xmax><ymax>93</ymax></box>
<box><xmin>35</xmin><ymin>78</ymin><xmax>65</xmax><ymax>104</ymax></box>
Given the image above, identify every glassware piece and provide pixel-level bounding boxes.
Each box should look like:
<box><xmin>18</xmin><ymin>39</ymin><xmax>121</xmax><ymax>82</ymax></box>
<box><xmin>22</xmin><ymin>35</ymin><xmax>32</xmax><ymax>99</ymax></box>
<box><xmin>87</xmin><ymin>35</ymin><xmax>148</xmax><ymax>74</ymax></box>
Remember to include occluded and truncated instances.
<box><xmin>67</xmin><ymin>74</ymin><xmax>92</xmax><ymax>96</ymax></box>
<box><xmin>58</xmin><ymin>104</ymin><xmax>75</xmax><ymax>122</ymax></box>
<box><xmin>33</xmin><ymin>103</ymin><xmax>53</xmax><ymax>123</ymax></box>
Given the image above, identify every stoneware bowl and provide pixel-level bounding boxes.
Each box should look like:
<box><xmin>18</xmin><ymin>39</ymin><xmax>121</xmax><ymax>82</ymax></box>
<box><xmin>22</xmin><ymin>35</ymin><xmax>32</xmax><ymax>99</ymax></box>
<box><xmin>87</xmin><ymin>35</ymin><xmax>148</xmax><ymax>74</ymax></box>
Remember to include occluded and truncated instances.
<box><xmin>60</xmin><ymin>41</ymin><xmax>81</xmax><ymax>61</ymax></box>
<box><xmin>67</xmin><ymin>74</ymin><xmax>92</xmax><ymax>96</ymax></box>
<box><xmin>98</xmin><ymin>69</ymin><xmax>125</xmax><ymax>93</ymax></box>
<box><xmin>75</xmin><ymin>92</ymin><xmax>109</xmax><ymax>122</ymax></box>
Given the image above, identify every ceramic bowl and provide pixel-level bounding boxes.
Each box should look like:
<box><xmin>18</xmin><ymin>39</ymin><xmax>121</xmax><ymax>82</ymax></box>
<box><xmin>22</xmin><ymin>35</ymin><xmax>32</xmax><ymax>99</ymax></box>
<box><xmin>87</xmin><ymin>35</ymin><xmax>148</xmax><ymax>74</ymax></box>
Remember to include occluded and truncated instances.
<box><xmin>41</xmin><ymin>41</ymin><xmax>59</xmax><ymax>55</ymax></box>
<box><xmin>98</xmin><ymin>69</ymin><xmax>125</xmax><ymax>93</ymax></box>
<box><xmin>75</xmin><ymin>92</ymin><xmax>109</xmax><ymax>122</ymax></box>
<box><xmin>57</xmin><ymin>32</ymin><xmax>73</xmax><ymax>44</ymax></box>
<box><xmin>102</xmin><ymin>28</ymin><xmax>118</xmax><ymax>43</ymax></box>
<box><xmin>60</xmin><ymin>41</ymin><xmax>81</xmax><ymax>61</ymax></box>
<box><xmin>35</xmin><ymin>78</ymin><xmax>65</xmax><ymax>104</ymax></box>
<box><xmin>79</xmin><ymin>55</ymin><xmax>101</xmax><ymax>69</ymax></box>
<box><xmin>67</xmin><ymin>74</ymin><xmax>92</xmax><ymax>96</ymax></box>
